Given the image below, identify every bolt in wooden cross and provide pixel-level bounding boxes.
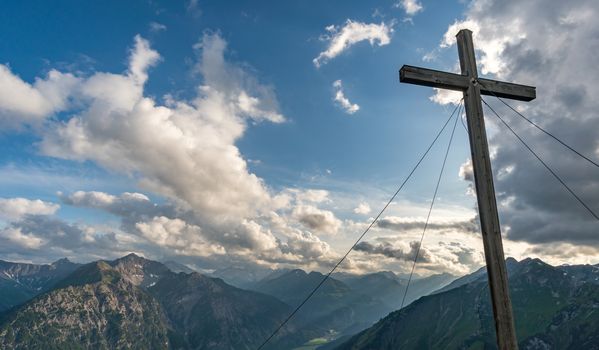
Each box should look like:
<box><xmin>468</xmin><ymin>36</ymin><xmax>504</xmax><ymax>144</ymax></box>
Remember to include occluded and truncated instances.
<box><xmin>399</xmin><ymin>29</ymin><xmax>535</xmax><ymax>350</ymax></box>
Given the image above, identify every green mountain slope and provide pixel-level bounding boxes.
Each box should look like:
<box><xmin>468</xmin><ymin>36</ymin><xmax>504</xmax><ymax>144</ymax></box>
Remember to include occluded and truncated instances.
<box><xmin>334</xmin><ymin>258</ymin><xmax>599</xmax><ymax>350</ymax></box>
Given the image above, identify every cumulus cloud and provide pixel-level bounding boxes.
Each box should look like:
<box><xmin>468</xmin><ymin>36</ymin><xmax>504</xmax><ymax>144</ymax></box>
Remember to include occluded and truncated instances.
<box><xmin>439</xmin><ymin>0</ymin><xmax>599</xmax><ymax>256</ymax></box>
<box><xmin>40</xmin><ymin>34</ymin><xmax>283</xmax><ymax>226</ymax></box>
<box><xmin>0</xmin><ymin>66</ymin><xmax>79</xmax><ymax>127</ymax></box>
<box><xmin>0</xmin><ymin>226</ymin><xmax>45</xmax><ymax>249</ymax></box>
<box><xmin>0</xmin><ymin>197</ymin><xmax>126</xmax><ymax>260</ymax></box>
<box><xmin>286</xmin><ymin>189</ymin><xmax>331</xmax><ymax>203</ymax></box>
<box><xmin>353</xmin><ymin>202</ymin><xmax>371</xmax><ymax>215</ymax></box>
<box><xmin>355</xmin><ymin>240</ymin><xmax>432</xmax><ymax>263</ymax></box>
<box><xmin>135</xmin><ymin>216</ymin><xmax>224</xmax><ymax>257</ymax></box>
<box><xmin>395</xmin><ymin>0</ymin><xmax>423</xmax><ymax>16</ymax></box>
<box><xmin>333</xmin><ymin>80</ymin><xmax>360</xmax><ymax>114</ymax></box>
<box><xmin>0</xmin><ymin>198</ymin><xmax>60</xmax><ymax>221</ymax></box>
<box><xmin>292</xmin><ymin>204</ymin><xmax>342</xmax><ymax>234</ymax></box>
<box><xmin>313</xmin><ymin>20</ymin><xmax>392</xmax><ymax>67</ymax></box>
<box><xmin>55</xmin><ymin>189</ymin><xmax>337</xmax><ymax>269</ymax></box>
<box><xmin>429</xmin><ymin>88</ymin><xmax>462</xmax><ymax>106</ymax></box>
<box><xmin>59</xmin><ymin>190</ymin><xmax>179</xmax><ymax>233</ymax></box>
<box><xmin>377</xmin><ymin>215</ymin><xmax>479</xmax><ymax>234</ymax></box>
<box><xmin>458</xmin><ymin>159</ymin><xmax>476</xmax><ymax>196</ymax></box>
<box><xmin>436</xmin><ymin>241</ymin><xmax>485</xmax><ymax>273</ymax></box>
<box><xmin>353</xmin><ymin>238</ymin><xmax>485</xmax><ymax>276</ymax></box>
<box><xmin>0</xmin><ymin>214</ymin><xmax>120</xmax><ymax>260</ymax></box>
<box><xmin>458</xmin><ymin>159</ymin><xmax>474</xmax><ymax>182</ymax></box>
<box><xmin>0</xmin><ymin>34</ymin><xmax>342</xmax><ymax>269</ymax></box>
<box><xmin>60</xmin><ymin>191</ymin><xmax>164</xmax><ymax>217</ymax></box>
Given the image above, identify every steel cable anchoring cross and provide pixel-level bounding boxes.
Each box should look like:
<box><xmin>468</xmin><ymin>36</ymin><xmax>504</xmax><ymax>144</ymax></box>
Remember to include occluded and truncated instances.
<box><xmin>400</xmin><ymin>102</ymin><xmax>461</xmax><ymax>311</ymax></box>
<box><xmin>255</xmin><ymin>102</ymin><xmax>463</xmax><ymax>350</ymax></box>
<box><xmin>481</xmin><ymin>97</ymin><xmax>599</xmax><ymax>223</ymax></box>
<box><xmin>476</xmin><ymin>78</ymin><xmax>599</xmax><ymax>169</ymax></box>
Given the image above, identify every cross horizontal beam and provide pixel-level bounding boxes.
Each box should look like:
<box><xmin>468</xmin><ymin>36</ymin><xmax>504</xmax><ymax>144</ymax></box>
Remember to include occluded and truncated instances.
<box><xmin>400</xmin><ymin>65</ymin><xmax>536</xmax><ymax>102</ymax></box>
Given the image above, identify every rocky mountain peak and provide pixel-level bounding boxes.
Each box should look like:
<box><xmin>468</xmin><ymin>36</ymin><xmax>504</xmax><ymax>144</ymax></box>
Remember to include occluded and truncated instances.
<box><xmin>51</xmin><ymin>257</ymin><xmax>72</xmax><ymax>266</ymax></box>
<box><xmin>109</xmin><ymin>254</ymin><xmax>171</xmax><ymax>288</ymax></box>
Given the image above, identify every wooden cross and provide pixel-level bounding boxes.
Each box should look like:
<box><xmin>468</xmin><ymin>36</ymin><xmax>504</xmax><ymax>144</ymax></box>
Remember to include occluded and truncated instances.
<box><xmin>399</xmin><ymin>29</ymin><xmax>535</xmax><ymax>350</ymax></box>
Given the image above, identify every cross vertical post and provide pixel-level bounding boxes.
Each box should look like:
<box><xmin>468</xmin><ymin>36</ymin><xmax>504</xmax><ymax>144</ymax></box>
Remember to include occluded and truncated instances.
<box><xmin>457</xmin><ymin>29</ymin><xmax>518</xmax><ymax>350</ymax></box>
<box><xmin>399</xmin><ymin>29</ymin><xmax>536</xmax><ymax>350</ymax></box>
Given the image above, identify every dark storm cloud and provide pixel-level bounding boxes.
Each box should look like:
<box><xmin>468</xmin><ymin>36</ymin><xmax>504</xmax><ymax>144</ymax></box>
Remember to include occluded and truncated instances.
<box><xmin>446</xmin><ymin>0</ymin><xmax>599</xmax><ymax>248</ymax></box>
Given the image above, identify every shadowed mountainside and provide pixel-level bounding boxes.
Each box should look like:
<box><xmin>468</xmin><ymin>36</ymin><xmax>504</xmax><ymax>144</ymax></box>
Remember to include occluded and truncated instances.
<box><xmin>0</xmin><ymin>258</ymin><xmax>80</xmax><ymax>312</ymax></box>
<box><xmin>333</xmin><ymin>258</ymin><xmax>599</xmax><ymax>350</ymax></box>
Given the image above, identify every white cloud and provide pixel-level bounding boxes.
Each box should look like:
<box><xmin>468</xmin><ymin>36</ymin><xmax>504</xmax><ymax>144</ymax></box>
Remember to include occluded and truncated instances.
<box><xmin>149</xmin><ymin>22</ymin><xmax>167</xmax><ymax>32</ymax></box>
<box><xmin>0</xmin><ymin>226</ymin><xmax>45</xmax><ymax>249</ymax></box>
<box><xmin>40</xmin><ymin>34</ymin><xmax>282</xmax><ymax>226</ymax></box>
<box><xmin>313</xmin><ymin>20</ymin><xmax>392</xmax><ymax>67</ymax></box>
<box><xmin>396</xmin><ymin>0</ymin><xmax>423</xmax><ymax>16</ymax></box>
<box><xmin>128</xmin><ymin>35</ymin><xmax>161</xmax><ymax>85</ymax></box>
<box><xmin>439</xmin><ymin>18</ymin><xmax>524</xmax><ymax>76</ymax></box>
<box><xmin>62</xmin><ymin>190</ymin><xmax>119</xmax><ymax>207</ymax></box>
<box><xmin>458</xmin><ymin>159</ymin><xmax>473</xmax><ymax>182</ymax></box>
<box><xmin>292</xmin><ymin>204</ymin><xmax>342</xmax><ymax>234</ymax></box>
<box><xmin>192</xmin><ymin>34</ymin><xmax>285</xmax><ymax>123</ymax></box>
<box><xmin>292</xmin><ymin>189</ymin><xmax>331</xmax><ymax>203</ymax></box>
<box><xmin>135</xmin><ymin>216</ymin><xmax>224</xmax><ymax>257</ymax></box>
<box><xmin>0</xmin><ymin>32</ymin><xmax>490</xmax><ymax>274</ymax></box>
<box><xmin>429</xmin><ymin>88</ymin><xmax>462</xmax><ymax>106</ymax></box>
<box><xmin>0</xmin><ymin>198</ymin><xmax>59</xmax><ymax>221</ymax></box>
<box><xmin>333</xmin><ymin>80</ymin><xmax>360</xmax><ymax>114</ymax></box>
<box><xmin>458</xmin><ymin>159</ymin><xmax>476</xmax><ymax>197</ymax></box>
<box><xmin>0</xmin><ymin>35</ymin><xmax>329</xmax><ymax>268</ymax></box>
<box><xmin>377</xmin><ymin>215</ymin><xmax>479</xmax><ymax>234</ymax></box>
<box><xmin>353</xmin><ymin>202</ymin><xmax>371</xmax><ymax>215</ymax></box>
<box><xmin>0</xmin><ymin>66</ymin><xmax>79</xmax><ymax>127</ymax></box>
<box><xmin>355</xmin><ymin>240</ymin><xmax>431</xmax><ymax>262</ymax></box>
<box><xmin>0</xmin><ymin>213</ymin><xmax>123</xmax><ymax>261</ymax></box>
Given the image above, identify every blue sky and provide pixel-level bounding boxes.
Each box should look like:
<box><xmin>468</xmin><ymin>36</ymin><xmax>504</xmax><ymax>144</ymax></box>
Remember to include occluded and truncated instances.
<box><xmin>0</xmin><ymin>0</ymin><xmax>467</xmax><ymax>184</ymax></box>
<box><xmin>1</xmin><ymin>0</ymin><xmax>598</xmax><ymax>275</ymax></box>
<box><xmin>0</xmin><ymin>1</ymin><xmax>471</xmax><ymax>213</ymax></box>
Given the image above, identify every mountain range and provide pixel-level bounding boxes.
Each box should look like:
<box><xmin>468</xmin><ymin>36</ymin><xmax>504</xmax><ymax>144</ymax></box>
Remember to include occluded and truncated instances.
<box><xmin>0</xmin><ymin>254</ymin><xmax>450</xmax><ymax>349</ymax></box>
<box><xmin>0</xmin><ymin>257</ymin><xmax>80</xmax><ymax>312</ymax></box>
<box><xmin>1</xmin><ymin>254</ymin><xmax>597</xmax><ymax>349</ymax></box>
<box><xmin>335</xmin><ymin>270</ymin><xmax>454</xmax><ymax>310</ymax></box>
<box><xmin>0</xmin><ymin>254</ymin><xmax>314</xmax><ymax>349</ymax></box>
<box><xmin>332</xmin><ymin>258</ymin><xmax>599</xmax><ymax>349</ymax></box>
